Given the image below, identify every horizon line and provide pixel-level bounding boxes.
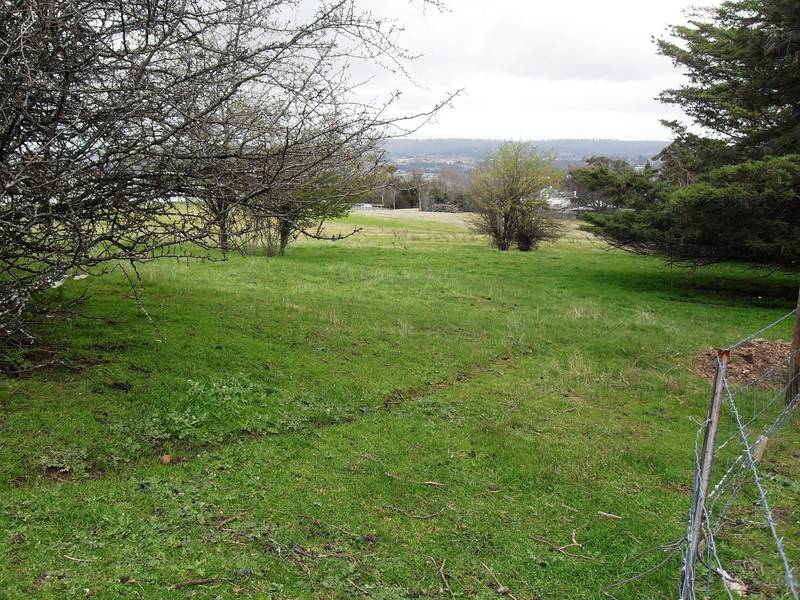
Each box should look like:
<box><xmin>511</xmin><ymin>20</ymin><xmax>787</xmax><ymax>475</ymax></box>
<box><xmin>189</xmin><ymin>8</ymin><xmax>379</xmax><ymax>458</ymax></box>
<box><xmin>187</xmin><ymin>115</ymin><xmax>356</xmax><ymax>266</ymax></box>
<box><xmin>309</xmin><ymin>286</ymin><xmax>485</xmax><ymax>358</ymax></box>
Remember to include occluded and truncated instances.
<box><xmin>389</xmin><ymin>137</ymin><xmax>671</xmax><ymax>142</ymax></box>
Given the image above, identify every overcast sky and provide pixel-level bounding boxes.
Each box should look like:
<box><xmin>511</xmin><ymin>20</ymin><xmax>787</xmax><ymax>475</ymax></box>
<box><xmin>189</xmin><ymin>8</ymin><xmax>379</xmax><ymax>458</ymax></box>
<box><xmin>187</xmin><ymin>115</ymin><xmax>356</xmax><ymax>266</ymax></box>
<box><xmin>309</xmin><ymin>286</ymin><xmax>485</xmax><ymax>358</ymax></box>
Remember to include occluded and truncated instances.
<box><xmin>355</xmin><ymin>0</ymin><xmax>718</xmax><ymax>140</ymax></box>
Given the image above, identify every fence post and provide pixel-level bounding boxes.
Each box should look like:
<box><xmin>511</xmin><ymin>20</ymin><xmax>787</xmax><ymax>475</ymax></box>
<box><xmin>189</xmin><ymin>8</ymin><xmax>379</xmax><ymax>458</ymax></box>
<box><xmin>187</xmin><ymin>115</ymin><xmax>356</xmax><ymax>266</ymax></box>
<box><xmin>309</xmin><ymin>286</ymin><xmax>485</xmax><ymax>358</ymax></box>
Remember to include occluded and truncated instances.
<box><xmin>787</xmin><ymin>286</ymin><xmax>800</xmax><ymax>406</ymax></box>
<box><xmin>680</xmin><ymin>349</ymin><xmax>730</xmax><ymax>600</ymax></box>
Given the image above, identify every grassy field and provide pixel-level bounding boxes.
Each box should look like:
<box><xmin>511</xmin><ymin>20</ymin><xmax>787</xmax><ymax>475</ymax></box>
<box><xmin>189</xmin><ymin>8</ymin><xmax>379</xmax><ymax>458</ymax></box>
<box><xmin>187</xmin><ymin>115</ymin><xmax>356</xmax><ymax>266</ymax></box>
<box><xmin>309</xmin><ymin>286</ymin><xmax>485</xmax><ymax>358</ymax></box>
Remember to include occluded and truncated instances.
<box><xmin>0</xmin><ymin>210</ymin><xmax>798</xmax><ymax>598</ymax></box>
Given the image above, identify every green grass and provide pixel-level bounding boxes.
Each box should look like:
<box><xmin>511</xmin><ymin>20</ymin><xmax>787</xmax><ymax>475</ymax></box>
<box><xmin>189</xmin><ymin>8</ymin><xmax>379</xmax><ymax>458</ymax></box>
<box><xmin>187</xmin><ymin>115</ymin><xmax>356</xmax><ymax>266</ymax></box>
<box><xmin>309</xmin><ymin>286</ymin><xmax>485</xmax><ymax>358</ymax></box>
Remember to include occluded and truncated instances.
<box><xmin>0</xmin><ymin>212</ymin><xmax>798</xmax><ymax>598</ymax></box>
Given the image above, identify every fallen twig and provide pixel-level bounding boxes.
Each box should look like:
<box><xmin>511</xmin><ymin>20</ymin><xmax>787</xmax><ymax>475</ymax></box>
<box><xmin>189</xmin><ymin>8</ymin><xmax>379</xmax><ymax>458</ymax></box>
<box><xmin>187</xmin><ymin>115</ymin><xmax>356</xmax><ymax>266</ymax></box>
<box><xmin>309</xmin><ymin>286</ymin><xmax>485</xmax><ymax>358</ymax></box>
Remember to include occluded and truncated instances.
<box><xmin>433</xmin><ymin>558</ymin><xmax>456</xmax><ymax>599</ymax></box>
<box><xmin>218</xmin><ymin>514</ymin><xmax>239</xmax><ymax>528</ymax></box>
<box><xmin>481</xmin><ymin>562</ymin><xmax>519</xmax><ymax>600</ymax></box>
<box><xmin>299</xmin><ymin>513</ymin><xmax>360</xmax><ymax>539</ymax></box>
<box><xmin>384</xmin><ymin>472</ymin><xmax>446</xmax><ymax>488</ymax></box>
<box><xmin>347</xmin><ymin>578</ymin><xmax>372</xmax><ymax>596</ymax></box>
<box><xmin>559</xmin><ymin>530</ymin><xmax>585</xmax><ymax>552</ymax></box>
<box><xmin>531</xmin><ymin>533</ymin><xmax>594</xmax><ymax>560</ymax></box>
<box><xmin>598</xmin><ymin>511</ymin><xmax>623</xmax><ymax>520</ymax></box>
<box><xmin>274</xmin><ymin>539</ymin><xmax>311</xmax><ymax>576</ymax></box>
<box><xmin>63</xmin><ymin>554</ymin><xmax>96</xmax><ymax>564</ymax></box>
<box><xmin>171</xmin><ymin>577</ymin><xmax>220</xmax><ymax>590</ymax></box>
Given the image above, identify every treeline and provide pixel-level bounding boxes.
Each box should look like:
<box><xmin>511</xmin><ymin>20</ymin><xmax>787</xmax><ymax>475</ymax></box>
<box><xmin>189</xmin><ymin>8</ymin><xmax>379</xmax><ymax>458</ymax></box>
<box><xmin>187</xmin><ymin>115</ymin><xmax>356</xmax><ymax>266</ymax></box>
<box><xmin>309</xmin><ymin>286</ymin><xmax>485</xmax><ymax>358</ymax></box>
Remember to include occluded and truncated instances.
<box><xmin>0</xmin><ymin>0</ymin><xmax>451</xmax><ymax>342</ymax></box>
<box><xmin>363</xmin><ymin>167</ymin><xmax>470</xmax><ymax>212</ymax></box>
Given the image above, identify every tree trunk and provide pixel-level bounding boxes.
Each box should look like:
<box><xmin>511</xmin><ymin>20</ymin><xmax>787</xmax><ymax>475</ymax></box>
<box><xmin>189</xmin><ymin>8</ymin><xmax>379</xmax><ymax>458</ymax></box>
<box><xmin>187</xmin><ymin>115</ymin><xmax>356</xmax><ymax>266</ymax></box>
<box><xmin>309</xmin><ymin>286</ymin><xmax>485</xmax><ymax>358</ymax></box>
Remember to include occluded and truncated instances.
<box><xmin>217</xmin><ymin>210</ymin><xmax>229</xmax><ymax>260</ymax></box>
<box><xmin>278</xmin><ymin>219</ymin><xmax>292</xmax><ymax>256</ymax></box>
<box><xmin>264</xmin><ymin>220</ymin><xmax>276</xmax><ymax>257</ymax></box>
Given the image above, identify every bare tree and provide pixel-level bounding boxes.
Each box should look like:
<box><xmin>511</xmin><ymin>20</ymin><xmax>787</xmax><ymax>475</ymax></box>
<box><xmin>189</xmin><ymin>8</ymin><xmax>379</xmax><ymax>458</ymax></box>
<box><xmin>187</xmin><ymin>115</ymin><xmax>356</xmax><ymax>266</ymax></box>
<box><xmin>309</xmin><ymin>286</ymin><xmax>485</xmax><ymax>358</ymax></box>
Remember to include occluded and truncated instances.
<box><xmin>0</xmin><ymin>0</ymin><xmax>457</xmax><ymax>341</ymax></box>
<box><xmin>245</xmin><ymin>169</ymin><xmax>376</xmax><ymax>257</ymax></box>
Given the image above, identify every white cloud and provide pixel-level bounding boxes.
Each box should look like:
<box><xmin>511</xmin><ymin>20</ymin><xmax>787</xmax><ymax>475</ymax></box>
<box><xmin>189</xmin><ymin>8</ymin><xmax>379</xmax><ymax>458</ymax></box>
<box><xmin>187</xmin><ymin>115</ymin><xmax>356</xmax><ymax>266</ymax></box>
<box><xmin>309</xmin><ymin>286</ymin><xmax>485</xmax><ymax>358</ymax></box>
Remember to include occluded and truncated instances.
<box><xmin>348</xmin><ymin>0</ymin><xmax>720</xmax><ymax>139</ymax></box>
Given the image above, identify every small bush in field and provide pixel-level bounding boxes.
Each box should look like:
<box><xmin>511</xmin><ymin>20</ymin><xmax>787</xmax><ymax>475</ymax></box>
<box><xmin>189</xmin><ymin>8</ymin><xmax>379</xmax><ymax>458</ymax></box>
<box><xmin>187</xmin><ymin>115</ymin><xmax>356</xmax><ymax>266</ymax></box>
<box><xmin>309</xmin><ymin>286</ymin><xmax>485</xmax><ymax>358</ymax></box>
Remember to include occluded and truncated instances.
<box><xmin>470</xmin><ymin>142</ymin><xmax>564</xmax><ymax>251</ymax></box>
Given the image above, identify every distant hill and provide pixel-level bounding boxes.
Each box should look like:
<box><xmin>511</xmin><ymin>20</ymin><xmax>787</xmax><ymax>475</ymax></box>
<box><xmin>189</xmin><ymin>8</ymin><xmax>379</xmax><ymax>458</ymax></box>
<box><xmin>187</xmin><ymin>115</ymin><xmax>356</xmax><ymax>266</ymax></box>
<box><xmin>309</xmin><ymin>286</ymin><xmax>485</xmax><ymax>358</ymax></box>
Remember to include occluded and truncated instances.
<box><xmin>384</xmin><ymin>138</ymin><xmax>669</xmax><ymax>164</ymax></box>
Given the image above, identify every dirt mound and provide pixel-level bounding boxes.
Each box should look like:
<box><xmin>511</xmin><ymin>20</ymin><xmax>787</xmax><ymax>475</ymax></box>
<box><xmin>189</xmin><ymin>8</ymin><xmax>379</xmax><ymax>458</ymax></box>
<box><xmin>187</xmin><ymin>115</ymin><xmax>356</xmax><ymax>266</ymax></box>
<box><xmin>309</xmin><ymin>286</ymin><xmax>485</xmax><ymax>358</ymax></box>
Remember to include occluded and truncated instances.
<box><xmin>696</xmin><ymin>338</ymin><xmax>792</xmax><ymax>386</ymax></box>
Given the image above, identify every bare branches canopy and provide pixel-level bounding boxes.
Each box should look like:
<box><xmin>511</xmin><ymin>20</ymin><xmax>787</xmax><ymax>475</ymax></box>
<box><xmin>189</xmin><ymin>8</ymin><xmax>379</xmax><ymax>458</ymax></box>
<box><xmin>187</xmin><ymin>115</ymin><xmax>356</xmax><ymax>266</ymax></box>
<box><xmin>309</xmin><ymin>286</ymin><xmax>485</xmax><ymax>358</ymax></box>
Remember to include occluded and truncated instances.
<box><xmin>0</xmin><ymin>0</ymin><xmax>455</xmax><ymax>338</ymax></box>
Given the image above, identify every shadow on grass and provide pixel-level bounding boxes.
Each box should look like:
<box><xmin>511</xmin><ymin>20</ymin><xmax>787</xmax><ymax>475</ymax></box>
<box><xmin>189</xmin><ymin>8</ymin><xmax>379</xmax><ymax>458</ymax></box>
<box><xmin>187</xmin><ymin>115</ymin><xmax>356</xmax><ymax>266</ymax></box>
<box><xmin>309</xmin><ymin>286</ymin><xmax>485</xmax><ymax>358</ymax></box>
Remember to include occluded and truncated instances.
<box><xmin>568</xmin><ymin>251</ymin><xmax>797</xmax><ymax>309</ymax></box>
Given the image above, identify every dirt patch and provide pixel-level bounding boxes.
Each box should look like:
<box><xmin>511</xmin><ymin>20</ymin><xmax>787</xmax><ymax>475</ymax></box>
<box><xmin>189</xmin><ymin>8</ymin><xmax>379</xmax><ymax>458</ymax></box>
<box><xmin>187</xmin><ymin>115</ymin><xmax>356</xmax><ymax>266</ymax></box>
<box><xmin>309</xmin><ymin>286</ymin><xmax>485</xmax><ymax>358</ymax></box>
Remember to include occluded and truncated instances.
<box><xmin>696</xmin><ymin>338</ymin><xmax>792</xmax><ymax>386</ymax></box>
<box><xmin>1</xmin><ymin>346</ymin><xmax>109</xmax><ymax>378</ymax></box>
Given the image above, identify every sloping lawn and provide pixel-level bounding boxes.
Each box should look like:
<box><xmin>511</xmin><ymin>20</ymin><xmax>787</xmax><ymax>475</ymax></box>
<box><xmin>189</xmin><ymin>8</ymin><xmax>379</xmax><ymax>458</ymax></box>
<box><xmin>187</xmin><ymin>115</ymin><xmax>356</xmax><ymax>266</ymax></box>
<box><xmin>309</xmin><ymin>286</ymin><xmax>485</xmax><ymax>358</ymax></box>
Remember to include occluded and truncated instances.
<box><xmin>1</xmin><ymin>211</ymin><xmax>797</xmax><ymax>598</ymax></box>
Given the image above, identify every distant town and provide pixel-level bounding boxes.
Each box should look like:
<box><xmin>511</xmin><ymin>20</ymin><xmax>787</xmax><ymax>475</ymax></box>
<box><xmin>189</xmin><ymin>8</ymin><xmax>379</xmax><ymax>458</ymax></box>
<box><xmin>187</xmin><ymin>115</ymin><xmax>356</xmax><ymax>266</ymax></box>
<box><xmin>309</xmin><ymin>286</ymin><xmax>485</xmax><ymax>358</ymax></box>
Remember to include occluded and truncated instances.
<box><xmin>384</xmin><ymin>138</ymin><xmax>668</xmax><ymax>179</ymax></box>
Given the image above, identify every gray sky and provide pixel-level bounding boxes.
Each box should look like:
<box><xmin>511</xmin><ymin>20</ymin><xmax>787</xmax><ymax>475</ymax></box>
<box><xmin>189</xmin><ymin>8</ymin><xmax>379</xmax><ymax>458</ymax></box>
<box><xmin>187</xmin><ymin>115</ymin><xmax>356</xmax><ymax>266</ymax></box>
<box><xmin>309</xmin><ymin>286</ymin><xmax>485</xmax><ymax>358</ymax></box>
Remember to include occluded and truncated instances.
<box><xmin>356</xmin><ymin>0</ymin><xmax>717</xmax><ymax>140</ymax></box>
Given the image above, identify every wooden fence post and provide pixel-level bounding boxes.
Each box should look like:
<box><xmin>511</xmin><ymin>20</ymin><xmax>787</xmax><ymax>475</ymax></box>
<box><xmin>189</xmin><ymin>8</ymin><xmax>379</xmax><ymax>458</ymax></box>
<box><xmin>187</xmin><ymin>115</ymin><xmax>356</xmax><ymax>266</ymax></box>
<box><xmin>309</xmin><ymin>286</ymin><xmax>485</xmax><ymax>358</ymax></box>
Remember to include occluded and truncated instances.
<box><xmin>787</xmin><ymin>286</ymin><xmax>800</xmax><ymax>406</ymax></box>
<box><xmin>680</xmin><ymin>349</ymin><xmax>730</xmax><ymax>600</ymax></box>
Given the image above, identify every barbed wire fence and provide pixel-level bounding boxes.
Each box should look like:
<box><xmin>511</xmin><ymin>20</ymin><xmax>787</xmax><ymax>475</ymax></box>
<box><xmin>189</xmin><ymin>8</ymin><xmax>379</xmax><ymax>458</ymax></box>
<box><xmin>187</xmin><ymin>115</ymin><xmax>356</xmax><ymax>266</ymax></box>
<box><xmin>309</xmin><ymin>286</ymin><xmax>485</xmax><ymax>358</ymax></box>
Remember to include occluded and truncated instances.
<box><xmin>679</xmin><ymin>304</ymin><xmax>799</xmax><ymax>599</ymax></box>
<box><xmin>608</xmin><ymin>291</ymin><xmax>800</xmax><ymax>599</ymax></box>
